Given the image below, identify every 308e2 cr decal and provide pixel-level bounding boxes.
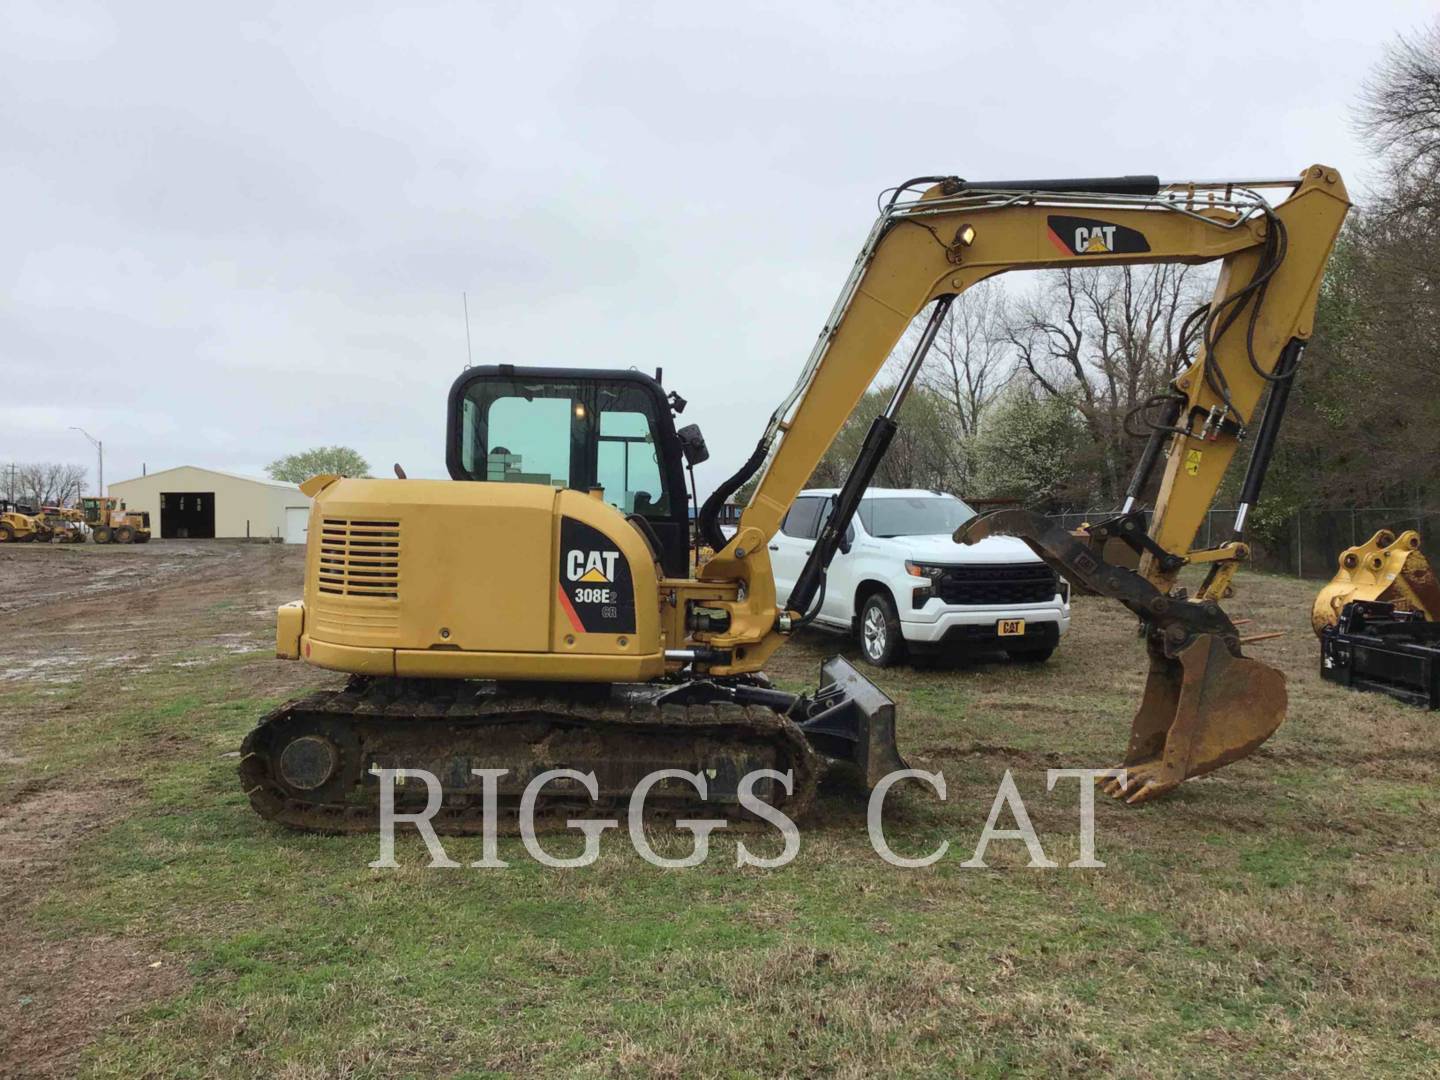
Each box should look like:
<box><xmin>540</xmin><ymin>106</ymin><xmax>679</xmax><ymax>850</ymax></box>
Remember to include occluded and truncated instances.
<box><xmin>557</xmin><ymin>518</ymin><xmax>635</xmax><ymax>634</ymax></box>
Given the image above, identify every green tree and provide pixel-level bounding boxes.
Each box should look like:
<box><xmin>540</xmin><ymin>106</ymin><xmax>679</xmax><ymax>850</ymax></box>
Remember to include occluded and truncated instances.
<box><xmin>1251</xmin><ymin>19</ymin><xmax>1440</xmax><ymax>534</ymax></box>
<box><xmin>266</xmin><ymin>446</ymin><xmax>372</xmax><ymax>483</ymax></box>
<box><xmin>809</xmin><ymin>384</ymin><xmax>967</xmax><ymax>492</ymax></box>
<box><xmin>970</xmin><ymin>385</ymin><xmax>1088</xmax><ymax>508</ymax></box>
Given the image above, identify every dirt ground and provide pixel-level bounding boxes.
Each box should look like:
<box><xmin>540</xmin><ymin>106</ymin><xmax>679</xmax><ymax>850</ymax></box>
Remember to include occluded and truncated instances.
<box><xmin>0</xmin><ymin>541</ymin><xmax>315</xmax><ymax>1078</ymax></box>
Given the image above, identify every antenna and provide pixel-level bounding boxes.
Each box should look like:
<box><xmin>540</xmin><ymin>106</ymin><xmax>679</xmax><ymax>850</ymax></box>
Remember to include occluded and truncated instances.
<box><xmin>463</xmin><ymin>292</ymin><xmax>473</xmax><ymax>370</ymax></box>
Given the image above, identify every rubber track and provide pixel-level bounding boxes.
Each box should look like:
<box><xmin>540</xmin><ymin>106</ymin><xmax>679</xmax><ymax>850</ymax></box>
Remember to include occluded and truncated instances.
<box><xmin>239</xmin><ymin>682</ymin><xmax>821</xmax><ymax>834</ymax></box>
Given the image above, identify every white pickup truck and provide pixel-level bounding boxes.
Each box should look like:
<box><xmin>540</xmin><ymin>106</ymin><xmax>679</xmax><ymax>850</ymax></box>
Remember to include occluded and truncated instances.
<box><xmin>769</xmin><ymin>488</ymin><xmax>1070</xmax><ymax>667</ymax></box>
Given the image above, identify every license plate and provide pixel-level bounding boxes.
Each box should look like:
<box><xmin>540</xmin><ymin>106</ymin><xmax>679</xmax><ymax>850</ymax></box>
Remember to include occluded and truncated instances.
<box><xmin>997</xmin><ymin>618</ymin><xmax>1026</xmax><ymax>637</ymax></box>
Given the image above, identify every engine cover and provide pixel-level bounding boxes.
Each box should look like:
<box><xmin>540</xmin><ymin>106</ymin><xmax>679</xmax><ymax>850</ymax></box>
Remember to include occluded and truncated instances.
<box><xmin>289</xmin><ymin>478</ymin><xmax>665</xmax><ymax>681</ymax></box>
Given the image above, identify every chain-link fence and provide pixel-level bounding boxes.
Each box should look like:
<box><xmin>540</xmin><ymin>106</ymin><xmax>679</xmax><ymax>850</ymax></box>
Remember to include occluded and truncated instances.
<box><xmin>1280</xmin><ymin>508</ymin><xmax>1440</xmax><ymax>578</ymax></box>
<box><xmin>1049</xmin><ymin>506</ymin><xmax>1440</xmax><ymax>578</ymax></box>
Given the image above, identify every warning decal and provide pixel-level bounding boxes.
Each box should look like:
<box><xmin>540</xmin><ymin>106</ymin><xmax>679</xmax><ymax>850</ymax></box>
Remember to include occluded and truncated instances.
<box><xmin>557</xmin><ymin>517</ymin><xmax>635</xmax><ymax>634</ymax></box>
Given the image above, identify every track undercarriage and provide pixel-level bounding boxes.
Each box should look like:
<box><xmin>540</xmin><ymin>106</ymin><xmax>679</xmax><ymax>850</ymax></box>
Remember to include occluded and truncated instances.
<box><xmin>239</xmin><ymin>657</ymin><xmax>902</xmax><ymax>833</ymax></box>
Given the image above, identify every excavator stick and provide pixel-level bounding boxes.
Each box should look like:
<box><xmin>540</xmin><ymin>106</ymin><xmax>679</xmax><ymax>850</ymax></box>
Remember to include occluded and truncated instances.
<box><xmin>956</xmin><ymin>509</ymin><xmax>1287</xmax><ymax>803</ymax></box>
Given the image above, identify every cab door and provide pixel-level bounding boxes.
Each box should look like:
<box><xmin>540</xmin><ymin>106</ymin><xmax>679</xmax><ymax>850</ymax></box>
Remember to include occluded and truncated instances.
<box><xmin>769</xmin><ymin>496</ymin><xmax>825</xmax><ymax>605</ymax></box>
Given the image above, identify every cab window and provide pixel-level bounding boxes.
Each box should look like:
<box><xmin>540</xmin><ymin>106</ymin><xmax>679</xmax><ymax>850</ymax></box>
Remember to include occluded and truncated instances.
<box><xmin>456</xmin><ymin>374</ymin><xmax>673</xmax><ymax>520</ymax></box>
<box><xmin>483</xmin><ymin>395</ymin><xmax>573</xmax><ymax>487</ymax></box>
<box><xmin>596</xmin><ymin>410</ymin><xmax>663</xmax><ymax>515</ymax></box>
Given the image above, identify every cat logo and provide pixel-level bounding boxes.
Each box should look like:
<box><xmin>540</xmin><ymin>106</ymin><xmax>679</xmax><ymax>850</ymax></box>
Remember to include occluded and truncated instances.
<box><xmin>1077</xmin><ymin>224</ymin><xmax>1117</xmax><ymax>253</ymax></box>
<box><xmin>566</xmin><ymin>549</ymin><xmax>619</xmax><ymax>584</ymax></box>
<box><xmin>1046</xmin><ymin>215</ymin><xmax>1151</xmax><ymax>257</ymax></box>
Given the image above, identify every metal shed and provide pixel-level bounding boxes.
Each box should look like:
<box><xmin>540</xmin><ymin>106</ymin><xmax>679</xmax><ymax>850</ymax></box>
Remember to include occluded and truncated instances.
<box><xmin>108</xmin><ymin>466</ymin><xmax>312</xmax><ymax>543</ymax></box>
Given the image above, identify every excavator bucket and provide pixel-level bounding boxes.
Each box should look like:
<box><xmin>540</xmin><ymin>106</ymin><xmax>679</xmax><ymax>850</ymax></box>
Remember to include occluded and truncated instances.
<box><xmin>1313</xmin><ymin>529</ymin><xmax>1440</xmax><ymax>636</ymax></box>
<box><xmin>1104</xmin><ymin>633</ymin><xmax>1287</xmax><ymax>804</ymax></box>
<box><xmin>955</xmin><ymin>508</ymin><xmax>1288</xmax><ymax>804</ymax></box>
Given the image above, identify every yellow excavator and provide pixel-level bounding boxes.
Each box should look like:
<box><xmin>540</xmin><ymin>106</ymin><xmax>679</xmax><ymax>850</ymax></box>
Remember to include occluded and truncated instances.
<box><xmin>241</xmin><ymin>165</ymin><xmax>1349</xmax><ymax>829</ymax></box>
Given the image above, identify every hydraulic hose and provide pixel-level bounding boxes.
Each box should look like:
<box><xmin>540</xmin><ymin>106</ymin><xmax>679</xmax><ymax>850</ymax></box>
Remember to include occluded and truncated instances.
<box><xmin>698</xmin><ymin>435</ymin><xmax>769</xmax><ymax>552</ymax></box>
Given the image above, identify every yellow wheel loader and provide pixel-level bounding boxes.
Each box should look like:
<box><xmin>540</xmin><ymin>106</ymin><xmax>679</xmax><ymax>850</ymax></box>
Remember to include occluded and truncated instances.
<box><xmin>0</xmin><ymin>503</ymin><xmax>43</xmax><ymax>543</ymax></box>
<box><xmin>242</xmin><ymin>165</ymin><xmax>1349</xmax><ymax>830</ymax></box>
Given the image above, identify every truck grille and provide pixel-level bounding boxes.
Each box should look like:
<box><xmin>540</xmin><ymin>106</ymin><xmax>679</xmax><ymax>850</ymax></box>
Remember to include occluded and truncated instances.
<box><xmin>317</xmin><ymin>518</ymin><xmax>401</xmax><ymax>599</ymax></box>
<box><xmin>936</xmin><ymin>563</ymin><xmax>1058</xmax><ymax>606</ymax></box>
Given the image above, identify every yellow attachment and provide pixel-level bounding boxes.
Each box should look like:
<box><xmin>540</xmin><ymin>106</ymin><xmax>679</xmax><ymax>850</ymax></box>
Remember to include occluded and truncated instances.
<box><xmin>1312</xmin><ymin>529</ymin><xmax>1440</xmax><ymax>635</ymax></box>
<box><xmin>1103</xmin><ymin>633</ymin><xmax>1287</xmax><ymax>804</ymax></box>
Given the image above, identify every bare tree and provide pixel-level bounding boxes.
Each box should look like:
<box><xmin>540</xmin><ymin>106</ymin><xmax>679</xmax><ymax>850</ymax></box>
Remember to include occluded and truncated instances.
<box><xmin>14</xmin><ymin>462</ymin><xmax>89</xmax><ymax>507</ymax></box>
<box><xmin>914</xmin><ymin>280</ymin><xmax>1012</xmax><ymax>438</ymax></box>
<box><xmin>867</xmin><ymin>282</ymin><xmax>1013</xmax><ymax>492</ymax></box>
<box><xmin>1357</xmin><ymin>18</ymin><xmax>1440</xmax><ymax>381</ymax></box>
<box><xmin>1360</xmin><ymin>19</ymin><xmax>1440</xmax><ymax>194</ymax></box>
<box><xmin>1003</xmin><ymin>263</ymin><xmax>1212</xmax><ymax>502</ymax></box>
<box><xmin>809</xmin><ymin>384</ymin><xmax>964</xmax><ymax>492</ymax></box>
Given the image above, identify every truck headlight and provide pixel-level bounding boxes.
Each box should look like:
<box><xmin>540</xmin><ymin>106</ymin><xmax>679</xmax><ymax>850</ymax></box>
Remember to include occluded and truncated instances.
<box><xmin>905</xmin><ymin>561</ymin><xmax>947</xmax><ymax>581</ymax></box>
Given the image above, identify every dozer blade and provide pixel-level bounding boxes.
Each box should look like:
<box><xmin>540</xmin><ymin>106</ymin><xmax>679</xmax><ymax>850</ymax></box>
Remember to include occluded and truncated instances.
<box><xmin>797</xmin><ymin>656</ymin><xmax>907</xmax><ymax>788</ymax></box>
<box><xmin>1102</xmin><ymin>632</ymin><xmax>1287</xmax><ymax>804</ymax></box>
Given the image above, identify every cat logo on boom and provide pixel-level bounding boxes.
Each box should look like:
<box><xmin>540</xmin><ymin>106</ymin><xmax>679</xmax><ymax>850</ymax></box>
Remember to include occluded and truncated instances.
<box><xmin>1078</xmin><ymin>225</ymin><xmax>1116</xmax><ymax>253</ymax></box>
<box><xmin>1046</xmin><ymin>214</ymin><xmax>1151</xmax><ymax>257</ymax></box>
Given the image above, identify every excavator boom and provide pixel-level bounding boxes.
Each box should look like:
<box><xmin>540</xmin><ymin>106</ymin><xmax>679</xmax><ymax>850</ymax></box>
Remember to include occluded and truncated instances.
<box><xmin>245</xmin><ymin>165</ymin><xmax>1349</xmax><ymax>832</ymax></box>
<box><xmin>700</xmin><ymin>166</ymin><xmax>1349</xmax><ymax>802</ymax></box>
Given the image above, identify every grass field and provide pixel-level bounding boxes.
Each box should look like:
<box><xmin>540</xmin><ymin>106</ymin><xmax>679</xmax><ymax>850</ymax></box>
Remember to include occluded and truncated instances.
<box><xmin>2</xmin><ymin>544</ymin><xmax>1437</xmax><ymax>1077</ymax></box>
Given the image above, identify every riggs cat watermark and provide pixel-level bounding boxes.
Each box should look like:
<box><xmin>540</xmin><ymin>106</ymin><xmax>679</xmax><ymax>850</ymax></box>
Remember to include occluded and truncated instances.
<box><xmin>367</xmin><ymin>767</ymin><xmax>1125</xmax><ymax>870</ymax></box>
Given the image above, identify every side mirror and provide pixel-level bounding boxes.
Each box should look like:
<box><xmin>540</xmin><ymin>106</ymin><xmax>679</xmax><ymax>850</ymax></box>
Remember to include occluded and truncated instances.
<box><xmin>676</xmin><ymin>423</ymin><xmax>709</xmax><ymax>466</ymax></box>
<box><xmin>838</xmin><ymin>525</ymin><xmax>854</xmax><ymax>555</ymax></box>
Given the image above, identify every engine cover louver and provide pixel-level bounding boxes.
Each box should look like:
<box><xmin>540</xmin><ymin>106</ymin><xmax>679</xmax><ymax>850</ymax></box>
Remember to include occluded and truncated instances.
<box><xmin>317</xmin><ymin>518</ymin><xmax>401</xmax><ymax>599</ymax></box>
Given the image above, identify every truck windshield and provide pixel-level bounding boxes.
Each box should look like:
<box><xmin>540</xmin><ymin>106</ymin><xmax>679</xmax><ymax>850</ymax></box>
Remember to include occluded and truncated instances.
<box><xmin>859</xmin><ymin>496</ymin><xmax>975</xmax><ymax>538</ymax></box>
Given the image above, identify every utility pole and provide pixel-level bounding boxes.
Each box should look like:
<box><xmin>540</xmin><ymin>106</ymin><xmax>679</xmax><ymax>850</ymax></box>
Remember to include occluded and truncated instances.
<box><xmin>70</xmin><ymin>426</ymin><xmax>103</xmax><ymax>496</ymax></box>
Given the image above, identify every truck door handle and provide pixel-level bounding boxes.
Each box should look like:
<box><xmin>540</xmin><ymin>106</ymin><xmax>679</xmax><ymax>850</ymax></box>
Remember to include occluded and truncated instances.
<box><xmin>768</xmin><ymin>544</ymin><xmax>780</xmax><ymax>551</ymax></box>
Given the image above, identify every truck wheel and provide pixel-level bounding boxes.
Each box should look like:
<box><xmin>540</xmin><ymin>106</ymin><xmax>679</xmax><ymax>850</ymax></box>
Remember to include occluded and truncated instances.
<box><xmin>0</xmin><ymin>524</ymin><xmax>12</xmax><ymax>542</ymax></box>
<box><xmin>858</xmin><ymin>592</ymin><xmax>904</xmax><ymax>668</ymax></box>
<box><xmin>115</xmin><ymin>525</ymin><xmax>135</xmax><ymax>544</ymax></box>
<box><xmin>94</xmin><ymin>526</ymin><xmax>112</xmax><ymax>544</ymax></box>
<box><xmin>1006</xmin><ymin>646</ymin><xmax>1055</xmax><ymax>664</ymax></box>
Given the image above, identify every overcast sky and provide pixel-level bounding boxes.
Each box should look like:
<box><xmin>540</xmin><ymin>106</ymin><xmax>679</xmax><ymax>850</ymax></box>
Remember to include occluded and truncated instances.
<box><xmin>3</xmin><ymin>1</ymin><xmax>1432</xmax><ymax>496</ymax></box>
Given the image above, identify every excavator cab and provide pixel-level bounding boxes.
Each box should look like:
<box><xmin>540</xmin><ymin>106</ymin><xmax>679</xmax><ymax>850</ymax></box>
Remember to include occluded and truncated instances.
<box><xmin>446</xmin><ymin>366</ymin><xmax>699</xmax><ymax>578</ymax></box>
